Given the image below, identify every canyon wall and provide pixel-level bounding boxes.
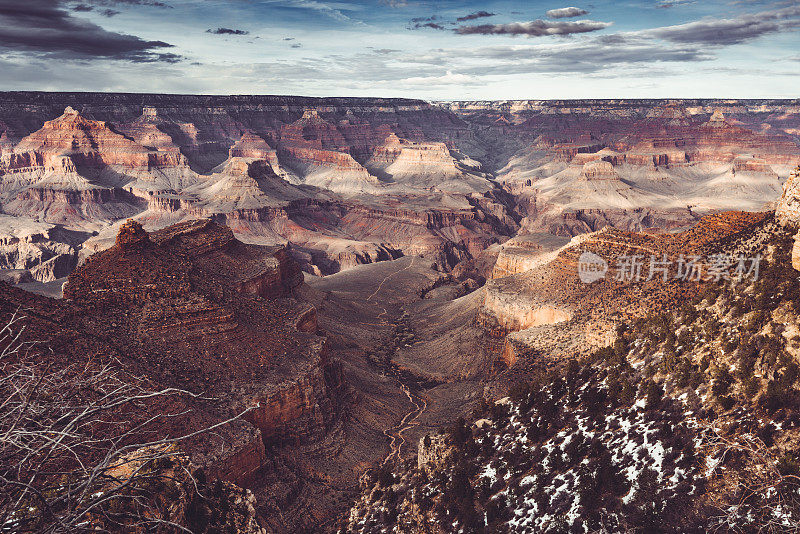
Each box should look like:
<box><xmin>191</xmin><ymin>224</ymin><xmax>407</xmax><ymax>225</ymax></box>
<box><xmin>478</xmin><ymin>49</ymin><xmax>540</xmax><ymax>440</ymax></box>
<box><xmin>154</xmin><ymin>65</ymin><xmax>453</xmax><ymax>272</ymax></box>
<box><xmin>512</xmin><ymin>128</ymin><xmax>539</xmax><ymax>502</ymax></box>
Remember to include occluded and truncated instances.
<box><xmin>62</xmin><ymin>219</ymin><xmax>348</xmax><ymax>487</ymax></box>
<box><xmin>1</xmin><ymin>94</ymin><xmax>799</xmax><ymax>286</ymax></box>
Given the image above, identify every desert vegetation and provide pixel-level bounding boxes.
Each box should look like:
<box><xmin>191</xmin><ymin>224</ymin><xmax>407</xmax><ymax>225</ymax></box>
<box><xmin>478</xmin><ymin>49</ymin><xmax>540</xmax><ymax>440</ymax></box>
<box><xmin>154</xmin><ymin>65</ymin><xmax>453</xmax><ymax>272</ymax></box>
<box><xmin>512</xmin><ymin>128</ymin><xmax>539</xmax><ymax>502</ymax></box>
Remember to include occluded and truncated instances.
<box><xmin>0</xmin><ymin>311</ymin><xmax>261</xmax><ymax>533</ymax></box>
<box><xmin>342</xmin><ymin>216</ymin><xmax>800</xmax><ymax>533</ymax></box>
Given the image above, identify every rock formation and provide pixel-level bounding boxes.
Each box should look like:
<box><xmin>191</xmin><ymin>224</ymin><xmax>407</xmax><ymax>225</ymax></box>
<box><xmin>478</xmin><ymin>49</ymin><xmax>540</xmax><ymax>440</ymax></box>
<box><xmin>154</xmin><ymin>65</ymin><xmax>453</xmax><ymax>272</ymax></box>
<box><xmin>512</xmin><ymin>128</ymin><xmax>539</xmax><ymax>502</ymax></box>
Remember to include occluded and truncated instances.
<box><xmin>478</xmin><ymin>211</ymin><xmax>769</xmax><ymax>368</ymax></box>
<box><xmin>0</xmin><ymin>215</ymin><xmax>83</xmax><ymax>281</ymax></box>
<box><xmin>581</xmin><ymin>160</ymin><xmax>618</xmax><ymax>180</ymax></box>
<box><xmin>776</xmin><ymin>165</ymin><xmax>800</xmax><ymax>227</ymax></box>
<box><xmin>0</xmin><ymin>94</ymin><xmax>798</xmax><ymax>285</ymax></box>
<box><xmin>0</xmin><ymin>96</ymin><xmax>521</xmax><ymax>280</ymax></box>
<box><xmin>59</xmin><ymin>220</ymin><xmax>345</xmax><ymax>481</ymax></box>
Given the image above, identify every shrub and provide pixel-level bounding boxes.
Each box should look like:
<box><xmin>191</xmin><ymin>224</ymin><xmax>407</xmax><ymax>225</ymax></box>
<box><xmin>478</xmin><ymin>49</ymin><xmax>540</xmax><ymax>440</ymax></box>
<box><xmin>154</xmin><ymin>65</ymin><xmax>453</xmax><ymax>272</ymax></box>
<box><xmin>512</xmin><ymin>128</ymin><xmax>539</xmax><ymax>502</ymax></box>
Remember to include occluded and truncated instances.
<box><xmin>642</xmin><ymin>381</ymin><xmax>663</xmax><ymax>410</ymax></box>
<box><xmin>711</xmin><ymin>366</ymin><xmax>734</xmax><ymax>397</ymax></box>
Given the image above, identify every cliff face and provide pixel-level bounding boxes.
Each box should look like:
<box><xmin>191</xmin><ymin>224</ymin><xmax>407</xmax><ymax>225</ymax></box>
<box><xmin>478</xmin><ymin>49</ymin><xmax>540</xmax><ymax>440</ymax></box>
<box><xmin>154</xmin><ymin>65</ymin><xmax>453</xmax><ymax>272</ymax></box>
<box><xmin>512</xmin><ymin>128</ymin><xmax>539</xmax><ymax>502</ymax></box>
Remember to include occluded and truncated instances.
<box><xmin>10</xmin><ymin>107</ymin><xmax>151</xmax><ymax>169</ymax></box>
<box><xmin>0</xmin><ymin>94</ymin><xmax>514</xmax><ymax>281</ymax></box>
<box><xmin>478</xmin><ymin>211</ymin><xmax>770</xmax><ymax>366</ymax></box>
<box><xmin>60</xmin><ymin>219</ymin><xmax>346</xmax><ymax>486</ymax></box>
<box><xmin>776</xmin><ymin>166</ymin><xmax>800</xmax><ymax>227</ymax></box>
<box><xmin>0</xmin><ymin>215</ymin><xmax>84</xmax><ymax>281</ymax></box>
<box><xmin>1</xmin><ymin>94</ymin><xmax>799</xmax><ymax>285</ymax></box>
<box><xmin>0</xmin><ymin>218</ymin><xmax>372</xmax><ymax>531</ymax></box>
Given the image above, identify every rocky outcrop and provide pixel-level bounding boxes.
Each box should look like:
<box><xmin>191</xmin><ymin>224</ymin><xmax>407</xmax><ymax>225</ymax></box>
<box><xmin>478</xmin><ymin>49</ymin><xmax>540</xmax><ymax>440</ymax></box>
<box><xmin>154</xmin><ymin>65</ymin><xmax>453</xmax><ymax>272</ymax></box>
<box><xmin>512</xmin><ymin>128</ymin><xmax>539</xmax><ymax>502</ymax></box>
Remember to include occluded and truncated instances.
<box><xmin>61</xmin><ymin>219</ymin><xmax>345</xmax><ymax>485</ymax></box>
<box><xmin>0</xmin><ymin>215</ymin><xmax>83</xmax><ymax>281</ymax></box>
<box><xmin>624</xmin><ymin>148</ymin><xmax>687</xmax><ymax>167</ymax></box>
<box><xmin>280</xmin><ymin>145</ymin><xmax>381</xmax><ymax>194</ymax></box>
<box><xmin>478</xmin><ymin>285</ymin><xmax>572</xmax><ymax>336</ymax></box>
<box><xmin>114</xmin><ymin>107</ymin><xmax>189</xmax><ymax>170</ymax></box>
<box><xmin>477</xmin><ymin>211</ymin><xmax>769</xmax><ymax>367</ymax></box>
<box><xmin>554</xmin><ymin>143</ymin><xmax>604</xmax><ymax>162</ymax></box>
<box><xmin>733</xmin><ymin>157</ymin><xmax>778</xmax><ymax>174</ymax></box>
<box><xmin>776</xmin><ymin>166</ymin><xmax>800</xmax><ymax>227</ymax></box>
<box><xmin>369</xmin><ymin>134</ymin><xmax>459</xmax><ymax>173</ymax></box>
<box><xmin>417</xmin><ymin>434</ymin><xmax>452</xmax><ymax>475</ymax></box>
<box><xmin>230</xmin><ymin>132</ymin><xmax>276</xmax><ymax>160</ymax></box>
<box><xmin>492</xmin><ymin>235</ymin><xmax>570</xmax><ymax>279</ymax></box>
<box><xmin>9</xmin><ymin>107</ymin><xmax>155</xmax><ymax>170</ymax></box>
<box><xmin>581</xmin><ymin>160</ymin><xmax>618</xmax><ymax>180</ymax></box>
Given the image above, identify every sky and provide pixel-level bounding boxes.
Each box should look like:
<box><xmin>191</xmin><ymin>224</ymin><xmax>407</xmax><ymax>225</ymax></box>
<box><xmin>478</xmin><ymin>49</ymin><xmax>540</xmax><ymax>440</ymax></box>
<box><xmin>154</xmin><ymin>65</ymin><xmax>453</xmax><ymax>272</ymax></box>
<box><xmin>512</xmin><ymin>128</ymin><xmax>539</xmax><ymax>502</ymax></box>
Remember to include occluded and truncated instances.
<box><xmin>0</xmin><ymin>0</ymin><xmax>798</xmax><ymax>99</ymax></box>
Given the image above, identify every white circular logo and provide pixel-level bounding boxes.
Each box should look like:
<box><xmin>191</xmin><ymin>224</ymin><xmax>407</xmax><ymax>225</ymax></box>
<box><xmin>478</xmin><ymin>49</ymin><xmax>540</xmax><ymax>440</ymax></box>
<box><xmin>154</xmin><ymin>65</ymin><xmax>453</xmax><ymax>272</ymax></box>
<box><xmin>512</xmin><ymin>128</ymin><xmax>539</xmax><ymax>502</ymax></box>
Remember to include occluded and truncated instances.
<box><xmin>578</xmin><ymin>252</ymin><xmax>608</xmax><ymax>283</ymax></box>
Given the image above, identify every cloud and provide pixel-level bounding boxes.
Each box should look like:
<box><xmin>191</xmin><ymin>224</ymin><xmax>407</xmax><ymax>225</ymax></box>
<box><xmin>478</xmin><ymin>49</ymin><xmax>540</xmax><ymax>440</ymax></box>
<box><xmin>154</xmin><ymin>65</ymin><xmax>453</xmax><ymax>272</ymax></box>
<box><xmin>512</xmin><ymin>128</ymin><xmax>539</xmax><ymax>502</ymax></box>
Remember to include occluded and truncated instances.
<box><xmin>409</xmin><ymin>15</ymin><xmax>445</xmax><ymax>30</ymax></box>
<box><xmin>412</xmin><ymin>33</ymin><xmax>713</xmax><ymax>75</ymax></box>
<box><xmin>71</xmin><ymin>2</ymin><xmax>122</xmax><ymax>15</ymax></box>
<box><xmin>207</xmin><ymin>28</ymin><xmax>250</xmax><ymax>35</ymax></box>
<box><xmin>381</xmin><ymin>0</ymin><xmax>408</xmax><ymax>7</ymax></box>
<box><xmin>80</xmin><ymin>0</ymin><xmax>170</xmax><ymax>7</ymax></box>
<box><xmin>261</xmin><ymin>0</ymin><xmax>357</xmax><ymax>23</ymax></box>
<box><xmin>546</xmin><ymin>7</ymin><xmax>589</xmax><ymax>19</ymax></box>
<box><xmin>0</xmin><ymin>0</ymin><xmax>180</xmax><ymax>62</ymax></box>
<box><xmin>656</xmin><ymin>0</ymin><xmax>694</xmax><ymax>8</ymax></box>
<box><xmin>455</xmin><ymin>19</ymin><xmax>612</xmax><ymax>36</ymax></box>
<box><xmin>456</xmin><ymin>11</ymin><xmax>496</xmax><ymax>22</ymax></box>
<box><xmin>646</xmin><ymin>5</ymin><xmax>800</xmax><ymax>45</ymax></box>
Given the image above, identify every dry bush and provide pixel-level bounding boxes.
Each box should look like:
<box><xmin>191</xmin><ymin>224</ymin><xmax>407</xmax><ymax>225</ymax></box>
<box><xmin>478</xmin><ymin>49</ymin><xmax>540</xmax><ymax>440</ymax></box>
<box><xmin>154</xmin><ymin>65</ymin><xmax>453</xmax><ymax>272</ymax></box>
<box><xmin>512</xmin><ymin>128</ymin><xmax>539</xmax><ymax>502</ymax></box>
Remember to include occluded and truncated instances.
<box><xmin>0</xmin><ymin>311</ymin><xmax>252</xmax><ymax>533</ymax></box>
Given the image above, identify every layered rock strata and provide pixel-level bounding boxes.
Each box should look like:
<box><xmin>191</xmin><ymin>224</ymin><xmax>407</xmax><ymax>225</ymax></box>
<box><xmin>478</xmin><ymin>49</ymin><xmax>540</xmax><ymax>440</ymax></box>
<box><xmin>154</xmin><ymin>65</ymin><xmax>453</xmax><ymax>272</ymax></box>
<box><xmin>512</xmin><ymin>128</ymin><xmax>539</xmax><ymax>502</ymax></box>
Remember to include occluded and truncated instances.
<box><xmin>60</xmin><ymin>219</ymin><xmax>345</xmax><ymax>483</ymax></box>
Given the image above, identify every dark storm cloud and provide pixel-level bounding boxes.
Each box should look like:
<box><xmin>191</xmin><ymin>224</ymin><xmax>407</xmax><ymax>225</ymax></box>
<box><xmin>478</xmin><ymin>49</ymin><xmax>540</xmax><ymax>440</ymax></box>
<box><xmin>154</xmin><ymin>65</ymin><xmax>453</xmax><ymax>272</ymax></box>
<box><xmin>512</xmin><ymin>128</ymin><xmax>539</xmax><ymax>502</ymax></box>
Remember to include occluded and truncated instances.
<box><xmin>0</xmin><ymin>0</ymin><xmax>180</xmax><ymax>62</ymax></box>
<box><xmin>546</xmin><ymin>7</ymin><xmax>589</xmax><ymax>19</ymax></box>
<box><xmin>72</xmin><ymin>4</ymin><xmax>93</xmax><ymax>11</ymax></box>
<box><xmin>207</xmin><ymin>28</ymin><xmax>250</xmax><ymax>35</ymax></box>
<box><xmin>454</xmin><ymin>19</ymin><xmax>611</xmax><ymax>36</ymax></box>
<box><xmin>100</xmin><ymin>8</ymin><xmax>120</xmax><ymax>16</ymax></box>
<box><xmin>647</xmin><ymin>5</ymin><xmax>800</xmax><ymax>45</ymax></box>
<box><xmin>456</xmin><ymin>11</ymin><xmax>496</xmax><ymax>22</ymax></box>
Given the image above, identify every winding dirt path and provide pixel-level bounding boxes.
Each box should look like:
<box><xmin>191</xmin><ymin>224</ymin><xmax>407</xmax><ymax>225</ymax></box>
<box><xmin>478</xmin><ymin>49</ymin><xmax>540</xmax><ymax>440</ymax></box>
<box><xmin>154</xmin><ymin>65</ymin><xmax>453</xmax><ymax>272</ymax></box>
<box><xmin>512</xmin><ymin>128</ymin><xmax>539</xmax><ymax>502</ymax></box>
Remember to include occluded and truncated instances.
<box><xmin>381</xmin><ymin>382</ymin><xmax>427</xmax><ymax>466</ymax></box>
<box><xmin>366</xmin><ymin>256</ymin><xmax>417</xmax><ymax>302</ymax></box>
<box><xmin>361</xmin><ymin>256</ymin><xmax>430</xmax><ymax>472</ymax></box>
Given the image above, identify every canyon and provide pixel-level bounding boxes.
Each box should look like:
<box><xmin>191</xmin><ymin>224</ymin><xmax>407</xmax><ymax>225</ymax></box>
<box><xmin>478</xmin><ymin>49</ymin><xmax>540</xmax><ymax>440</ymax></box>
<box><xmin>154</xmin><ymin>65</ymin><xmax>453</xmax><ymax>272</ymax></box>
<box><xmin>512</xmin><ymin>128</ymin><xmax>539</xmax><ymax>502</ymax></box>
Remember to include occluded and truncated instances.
<box><xmin>0</xmin><ymin>94</ymin><xmax>797</xmax><ymax>287</ymax></box>
<box><xmin>3</xmin><ymin>93</ymin><xmax>800</xmax><ymax>532</ymax></box>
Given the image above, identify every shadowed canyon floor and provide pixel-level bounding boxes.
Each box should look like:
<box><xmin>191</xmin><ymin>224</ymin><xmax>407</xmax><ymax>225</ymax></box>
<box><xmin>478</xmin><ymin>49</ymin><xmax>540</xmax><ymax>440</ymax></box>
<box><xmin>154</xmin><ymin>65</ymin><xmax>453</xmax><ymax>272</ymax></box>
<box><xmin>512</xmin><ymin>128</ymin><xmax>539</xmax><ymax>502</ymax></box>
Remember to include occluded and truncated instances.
<box><xmin>307</xmin><ymin>256</ymin><xmax>494</xmax><ymax>471</ymax></box>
